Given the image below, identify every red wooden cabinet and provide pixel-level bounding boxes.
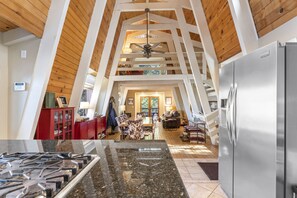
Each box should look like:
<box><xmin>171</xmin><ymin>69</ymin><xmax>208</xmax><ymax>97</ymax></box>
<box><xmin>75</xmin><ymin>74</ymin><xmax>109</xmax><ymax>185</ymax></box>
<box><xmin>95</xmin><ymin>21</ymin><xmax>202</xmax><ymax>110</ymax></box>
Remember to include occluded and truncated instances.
<box><xmin>36</xmin><ymin>107</ymin><xmax>74</xmax><ymax>140</ymax></box>
<box><xmin>97</xmin><ymin>116</ymin><xmax>107</xmax><ymax>139</ymax></box>
<box><xmin>74</xmin><ymin>116</ymin><xmax>106</xmax><ymax>140</ymax></box>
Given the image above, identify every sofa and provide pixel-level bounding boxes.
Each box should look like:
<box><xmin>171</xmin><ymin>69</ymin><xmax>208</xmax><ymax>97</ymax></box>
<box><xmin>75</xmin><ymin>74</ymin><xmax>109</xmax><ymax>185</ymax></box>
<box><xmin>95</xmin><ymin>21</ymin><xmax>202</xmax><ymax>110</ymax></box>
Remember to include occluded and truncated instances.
<box><xmin>162</xmin><ymin>110</ymin><xmax>181</xmax><ymax>129</ymax></box>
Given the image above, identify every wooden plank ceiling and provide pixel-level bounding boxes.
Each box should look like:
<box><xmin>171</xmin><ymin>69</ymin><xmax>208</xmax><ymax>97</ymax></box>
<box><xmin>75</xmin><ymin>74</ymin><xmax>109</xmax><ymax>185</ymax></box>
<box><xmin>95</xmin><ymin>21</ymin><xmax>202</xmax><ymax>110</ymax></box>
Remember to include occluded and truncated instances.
<box><xmin>249</xmin><ymin>0</ymin><xmax>297</xmax><ymax>37</ymax></box>
<box><xmin>201</xmin><ymin>0</ymin><xmax>241</xmax><ymax>63</ymax></box>
<box><xmin>46</xmin><ymin>0</ymin><xmax>95</xmax><ymax>101</ymax></box>
<box><xmin>0</xmin><ymin>0</ymin><xmax>51</xmax><ymax>37</ymax></box>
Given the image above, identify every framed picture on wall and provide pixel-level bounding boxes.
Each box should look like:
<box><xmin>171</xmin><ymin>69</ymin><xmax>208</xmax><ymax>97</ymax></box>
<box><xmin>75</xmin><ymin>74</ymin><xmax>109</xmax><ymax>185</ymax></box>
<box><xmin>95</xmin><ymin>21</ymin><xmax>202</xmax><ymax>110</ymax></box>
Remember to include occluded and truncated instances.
<box><xmin>57</xmin><ymin>96</ymin><xmax>68</xmax><ymax>107</ymax></box>
<box><xmin>127</xmin><ymin>97</ymin><xmax>134</xmax><ymax>105</ymax></box>
<box><xmin>165</xmin><ymin>97</ymin><xmax>172</xmax><ymax>105</ymax></box>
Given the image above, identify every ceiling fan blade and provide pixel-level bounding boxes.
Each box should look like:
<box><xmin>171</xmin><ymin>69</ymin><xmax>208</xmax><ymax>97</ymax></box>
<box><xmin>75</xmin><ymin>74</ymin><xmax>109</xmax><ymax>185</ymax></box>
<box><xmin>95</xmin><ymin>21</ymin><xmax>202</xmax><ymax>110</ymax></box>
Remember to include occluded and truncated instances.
<box><xmin>151</xmin><ymin>50</ymin><xmax>165</xmax><ymax>54</ymax></box>
<box><xmin>151</xmin><ymin>43</ymin><xmax>161</xmax><ymax>49</ymax></box>
<box><xmin>131</xmin><ymin>43</ymin><xmax>144</xmax><ymax>49</ymax></box>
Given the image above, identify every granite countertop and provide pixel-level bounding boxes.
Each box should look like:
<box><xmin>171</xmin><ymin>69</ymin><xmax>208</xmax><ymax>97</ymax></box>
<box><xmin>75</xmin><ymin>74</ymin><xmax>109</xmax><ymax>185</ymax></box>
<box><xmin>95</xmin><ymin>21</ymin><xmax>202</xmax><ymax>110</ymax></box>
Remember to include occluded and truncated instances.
<box><xmin>0</xmin><ymin>140</ymin><xmax>188</xmax><ymax>198</ymax></box>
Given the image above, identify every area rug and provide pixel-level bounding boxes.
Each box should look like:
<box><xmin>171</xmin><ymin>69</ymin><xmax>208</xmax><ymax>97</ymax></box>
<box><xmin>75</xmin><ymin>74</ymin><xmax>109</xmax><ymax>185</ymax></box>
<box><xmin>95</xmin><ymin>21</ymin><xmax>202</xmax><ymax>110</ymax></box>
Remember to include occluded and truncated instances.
<box><xmin>198</xmin><ymin>162</ymin><xmax>218</xmax><ymax>180</ymax></box>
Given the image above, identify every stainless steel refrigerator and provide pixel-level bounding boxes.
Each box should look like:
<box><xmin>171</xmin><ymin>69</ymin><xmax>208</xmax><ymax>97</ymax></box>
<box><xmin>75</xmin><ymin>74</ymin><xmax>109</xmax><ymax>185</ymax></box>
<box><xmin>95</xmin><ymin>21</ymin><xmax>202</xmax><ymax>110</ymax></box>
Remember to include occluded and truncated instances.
<box><xmin>219</xmin><ymin>42</ymin><xmax>297</xmax><ymax>198</ymax></box>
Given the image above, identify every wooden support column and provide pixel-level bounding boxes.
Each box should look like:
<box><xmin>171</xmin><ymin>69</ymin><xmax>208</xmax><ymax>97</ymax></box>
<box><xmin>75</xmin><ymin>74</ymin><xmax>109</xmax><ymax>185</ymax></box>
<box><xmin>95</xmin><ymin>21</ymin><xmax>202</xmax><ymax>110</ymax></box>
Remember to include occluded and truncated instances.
<box><xmin>228</xmin><ymin>0</ymin><xmax>258</xmax><ymax>54</ymax></box>
<box><xmin>69</xmin><ymin>0</ymin><xmax>107</xmax><ymax>114</ymax></box>
<box><xmin>87</xmin><ymin>10</ymin><xmax>121</xmax><ymax>118</ymax></box>
<box><xmin>0</xmin><ymin>43</ymin><xmax>8</xmax><ymax>139</ymax></box>
<box><xmin>175</xmin><ymin>7</ymin><xmax>211</xmax><ymax>115</ymax></box>
<box><xmin>16</xmin><ymin>0</ymin><xmax>70</xmax><ymax>139</ymax></box>
<box><xmin>189</xmin><ymin>0</ymin><xmax>219</xmax><ymax>96</ymax></box>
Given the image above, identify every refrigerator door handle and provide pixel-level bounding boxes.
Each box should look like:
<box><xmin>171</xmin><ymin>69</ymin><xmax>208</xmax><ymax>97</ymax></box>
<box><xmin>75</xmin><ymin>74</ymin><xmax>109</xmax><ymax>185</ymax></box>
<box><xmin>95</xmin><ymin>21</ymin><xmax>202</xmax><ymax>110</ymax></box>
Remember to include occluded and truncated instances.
<box><xmin>231</xmin><ymin>84</ymin><xmax>238</xmax><ymax>145</ymax></box>
<box><xmin>226</xmin><ymin>86</ymin><xmax>233</xmax><ymax>144</ymax></box>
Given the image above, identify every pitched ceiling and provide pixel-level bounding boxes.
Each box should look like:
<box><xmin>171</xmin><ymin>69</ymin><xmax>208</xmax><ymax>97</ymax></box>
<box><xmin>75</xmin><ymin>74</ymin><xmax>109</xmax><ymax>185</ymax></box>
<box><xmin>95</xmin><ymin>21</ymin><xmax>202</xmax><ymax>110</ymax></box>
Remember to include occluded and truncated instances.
<box><xmin>249</xmin><ymin>0</ymin><xmax>297</xmax><ymax>37</ymax></box>
<box><xmin>201</xmin><ymin>0</ymin><xmax>241</xmax><ymax>63</ymax></box>
<box><xmin>0</xmin><ymin>0</ymin><xmax>52</xmax><ymax>37</ymax></box>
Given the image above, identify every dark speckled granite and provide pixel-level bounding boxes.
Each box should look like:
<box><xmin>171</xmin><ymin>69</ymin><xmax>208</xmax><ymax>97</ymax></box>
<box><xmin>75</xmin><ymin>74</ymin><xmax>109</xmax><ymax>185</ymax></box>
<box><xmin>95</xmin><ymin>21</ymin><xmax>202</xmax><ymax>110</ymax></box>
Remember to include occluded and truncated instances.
<box><xmin>0</xmin><ymin>140</ymin><xmax>188</xmax><ymax>198</ymax></box>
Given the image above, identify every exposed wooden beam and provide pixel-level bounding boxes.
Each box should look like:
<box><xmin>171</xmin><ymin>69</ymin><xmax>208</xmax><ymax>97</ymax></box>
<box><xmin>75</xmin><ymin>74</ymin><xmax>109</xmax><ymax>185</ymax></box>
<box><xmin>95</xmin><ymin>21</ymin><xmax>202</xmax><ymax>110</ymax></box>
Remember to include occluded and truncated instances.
<box><xmin>16</xmin><ymin>0</ymin><xmax>70</xmax><ymax>139</ymax></box>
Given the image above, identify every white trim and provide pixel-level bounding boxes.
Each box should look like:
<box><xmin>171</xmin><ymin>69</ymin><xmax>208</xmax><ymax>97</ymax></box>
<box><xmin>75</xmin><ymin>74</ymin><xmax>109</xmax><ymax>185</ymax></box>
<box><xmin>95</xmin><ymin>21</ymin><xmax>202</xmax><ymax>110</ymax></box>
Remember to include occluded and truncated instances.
<box><xmin>176</xmin><ymin>7</ymin><xmax>211</xmax><ymax>115</ymax></box>
<box><xmin>69</xmin><ymin>0</ymin><xmax>107</xmax><ymax>116</ymax></box>
<box><xmin>189</xmin><ymin>0</ymin><xmax>219</xmax><ymax>96</ymax></box>
<box><xmin>228</xmin><ymin>0</ymin><xmax>258</xmax><ymax>54</ymax></box>
<box><xmin>16</xmin><ymin>0</ymin><xmax>70</xmax><ymax>139</ymax></box>
<box><xmin>87</xmin><ymin>10</ymin><xmax>121</xmax><ymax>118</ymax></box>
<box><xmin>259</xmin><ymin>16</ymin><xmax>297</xmax><ymax>47</ymax></box>
<box><xmin>2</xmin><ymin>28</ymin><xmax>36</xmax><ymax>46</ymax></box>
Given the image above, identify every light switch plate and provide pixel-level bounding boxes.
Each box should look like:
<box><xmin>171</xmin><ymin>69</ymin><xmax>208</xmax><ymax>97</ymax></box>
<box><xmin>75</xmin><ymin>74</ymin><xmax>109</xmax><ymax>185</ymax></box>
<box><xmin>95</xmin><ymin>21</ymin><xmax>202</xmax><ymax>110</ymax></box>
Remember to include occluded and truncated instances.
<box><xmin>21</xmin><ymin>50</ymin><xmax>27</xmax><ymax>59</ymax></box>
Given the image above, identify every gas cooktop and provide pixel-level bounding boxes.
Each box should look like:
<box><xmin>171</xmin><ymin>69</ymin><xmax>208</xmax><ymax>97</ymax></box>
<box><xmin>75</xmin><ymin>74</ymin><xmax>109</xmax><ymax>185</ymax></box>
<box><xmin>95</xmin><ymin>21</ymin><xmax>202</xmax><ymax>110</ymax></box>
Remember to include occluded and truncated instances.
<box><xmin>0</xmin><ymin>152</ymin><xmax>99</xmax><ymax>198</ymax></box>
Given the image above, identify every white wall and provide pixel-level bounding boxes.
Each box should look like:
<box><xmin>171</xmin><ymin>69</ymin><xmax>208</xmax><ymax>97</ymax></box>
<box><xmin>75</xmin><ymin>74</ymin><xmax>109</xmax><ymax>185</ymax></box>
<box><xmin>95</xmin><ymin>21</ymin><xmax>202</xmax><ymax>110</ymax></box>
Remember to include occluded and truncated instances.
<box><xmin>8</xmin><ymin>38</ymin><xmax>41</xmax><ymax>138</ymax></box>
<box><xmin>0</xmin><ymin>34</ymin><xmax>9</xmax><ymax>139</ymax></box>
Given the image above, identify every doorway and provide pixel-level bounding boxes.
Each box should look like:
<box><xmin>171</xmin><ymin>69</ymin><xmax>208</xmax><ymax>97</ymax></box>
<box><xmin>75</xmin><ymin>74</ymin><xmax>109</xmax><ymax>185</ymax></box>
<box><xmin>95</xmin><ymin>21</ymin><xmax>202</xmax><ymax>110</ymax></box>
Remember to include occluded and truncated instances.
<box><xmin>140</xmin><ymin>96</ymin><xmax>159</xmax><ymax>117</ymax></box>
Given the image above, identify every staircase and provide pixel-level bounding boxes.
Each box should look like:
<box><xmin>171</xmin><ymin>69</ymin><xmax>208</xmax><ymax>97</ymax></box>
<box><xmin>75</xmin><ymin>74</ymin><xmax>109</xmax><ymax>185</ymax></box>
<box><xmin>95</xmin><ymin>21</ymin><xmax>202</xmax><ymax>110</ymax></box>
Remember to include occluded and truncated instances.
<box><xmin>203</xmin><ymin>80</ymin><xmax>219</xmax><ymax>145</ymax></box>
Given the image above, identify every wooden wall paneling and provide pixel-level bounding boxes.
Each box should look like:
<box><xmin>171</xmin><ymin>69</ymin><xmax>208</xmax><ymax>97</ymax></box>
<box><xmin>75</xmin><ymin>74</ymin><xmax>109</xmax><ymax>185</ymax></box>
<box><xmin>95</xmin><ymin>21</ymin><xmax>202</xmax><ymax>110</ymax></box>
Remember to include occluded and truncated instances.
<box><xmin>0</xmin><ymin>0</ymin><xmax>52</xmax><ymax>36</ymax></box>
<box><xmin>90</xmin><ymin>0</ymin><xmax>116</xmax><ymax>72</ymax></box>
<box><xmin>47</xmin><ymin>0</ymin><xmax>95</xmax><ymax>101</ymax></box>
<box><xmin>249</xmin><ymin>0</ymin><xmax>297</xmax><ymax>37</ymax></box>
<box><xmin>201</xmin><ymin>0</ymin><xmax>241</xmax><ymax>62</ymax></box>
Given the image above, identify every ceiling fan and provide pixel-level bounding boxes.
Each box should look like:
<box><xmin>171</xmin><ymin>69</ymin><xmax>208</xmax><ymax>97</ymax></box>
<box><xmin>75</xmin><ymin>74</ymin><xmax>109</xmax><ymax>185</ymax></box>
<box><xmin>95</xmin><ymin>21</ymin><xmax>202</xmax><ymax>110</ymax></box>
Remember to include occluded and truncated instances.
<box><xmin>130</xmin><ymin>8</ymin><xmax>164</xmax><ymax>59</ymax></box>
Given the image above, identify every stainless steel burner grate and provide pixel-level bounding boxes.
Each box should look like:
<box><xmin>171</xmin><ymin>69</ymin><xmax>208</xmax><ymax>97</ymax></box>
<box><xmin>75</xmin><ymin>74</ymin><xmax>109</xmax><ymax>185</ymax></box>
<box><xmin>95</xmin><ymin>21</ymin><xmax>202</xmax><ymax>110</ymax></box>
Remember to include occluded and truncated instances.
<box><xmin>0</xmin><ymin>152</ymin><xmax>99</xmax><ymax>198</ymax></box>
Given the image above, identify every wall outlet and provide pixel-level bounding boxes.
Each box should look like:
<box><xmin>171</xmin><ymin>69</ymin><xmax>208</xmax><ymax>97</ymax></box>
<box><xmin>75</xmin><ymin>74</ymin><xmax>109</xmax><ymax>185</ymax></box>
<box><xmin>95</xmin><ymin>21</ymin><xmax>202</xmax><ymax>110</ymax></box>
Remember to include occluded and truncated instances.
<box><xmin>21</xmin><ymin>50</ymin><xmax>27</xmax><ymax>59</ymax></box>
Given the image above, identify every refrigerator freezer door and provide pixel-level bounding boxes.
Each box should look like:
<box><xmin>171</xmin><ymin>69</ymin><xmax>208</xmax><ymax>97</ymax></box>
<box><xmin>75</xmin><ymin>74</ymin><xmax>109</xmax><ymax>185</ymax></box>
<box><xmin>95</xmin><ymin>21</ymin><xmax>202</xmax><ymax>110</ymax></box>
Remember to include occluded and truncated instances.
<box><xmin>286</xmin><ymin>43</ymin><xmax>297</xmax><ymax>198</ymax></box>
<box><xmin>233</xmin><ymin>43</ymin><xmax>284</xmax><ymax>198</ymax></box>
<box><xmin>219</xmin><ymin>62</ymin><xmax>234</xmax><ymax>198</ymax></box>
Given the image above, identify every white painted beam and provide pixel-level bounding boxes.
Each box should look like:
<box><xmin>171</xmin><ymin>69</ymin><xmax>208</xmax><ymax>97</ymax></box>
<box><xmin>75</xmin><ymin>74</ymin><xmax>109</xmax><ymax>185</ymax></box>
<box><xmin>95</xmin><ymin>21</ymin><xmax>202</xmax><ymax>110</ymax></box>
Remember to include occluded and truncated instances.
<box><xmin>16</xmin><ymin>0</ymin><xmax>70</xmax><ymax>139</ymax></box>
<box><xmin>172</xmin><ymin>87</ymin><xmax>181</xmax><ymax>112</ymax></box>
<box><xmin>176</xmin><ymin>7</ymin><xmax>211</xmax><ymax>115</ymax></box>
<box><xmin>117</xmin><ymin>66</ymin><xmax>184</xmax><ymax>71</ymax></box>
<box><xmin>111</xmin><ymin>74</ymin><xmax>190</xmax><ymax>81</ymax></box>
<box><xmin>189</xmin><ymin>0</ymin><xmax>219</xmax><ymax>96</ymax></box>
<box><xmin>87</xmin><ymin>10</ymin><xmax>121</xmax><ymax>118</ymax></box>
<box><xmin>228</xmin><ymin>0</ymin><xmax>258</xmax><ymax>54</ymax></box>
<box><xmin>109</xmin><ymin>26</ymin><xmax>129</xmax><ymax>76</ymax></box>
<box><xmin>101</xmin><ymin>79</ymin><xmax>115</xmax><ymax>115</ymax></box>
<box><xmin>178</xmin><ymin>83</ymin><xmax>192</xmax><ymax>119</ymax></box>
<box><xmin>119</xmin><ymin>60</ymin><xmax>195</xmax><ymax>65</ymax></box>
<box><xmin>69</xmin><ymin>0</ymin><xmax>107</xmax><ymax>116</ymax></box>
<box><xmin>116</xmin><ymin>2</ymin><xmax>177</xmax><ymax>11</ymax></box>
<box><xmin>126</xmin><ymin>23</ymin><xmax>172</xmax><ymax>31</ymax></box>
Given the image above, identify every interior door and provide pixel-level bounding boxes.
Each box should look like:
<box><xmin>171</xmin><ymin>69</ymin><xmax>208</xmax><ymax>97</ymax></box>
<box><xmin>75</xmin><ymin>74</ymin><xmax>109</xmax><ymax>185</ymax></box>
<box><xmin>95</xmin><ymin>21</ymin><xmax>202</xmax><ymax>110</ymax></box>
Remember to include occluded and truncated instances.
<box><xmin>141</xmin><ymin>97</ymin><xmax>159</xmax><ymax>117</ymax></box>
<box><xmin>233</xmin><ymin>43</ymin><xmax>284</xmax><ymax>198</ymax></box>
<box><xmin>150</xmin><ymin>97</ymin><xmax>159</xmax><ymax>117</ymax></box>
<box><xmin>219</xmin><ymin>62</ymin><xmax>234</xmax><ymax>198</ymax></box>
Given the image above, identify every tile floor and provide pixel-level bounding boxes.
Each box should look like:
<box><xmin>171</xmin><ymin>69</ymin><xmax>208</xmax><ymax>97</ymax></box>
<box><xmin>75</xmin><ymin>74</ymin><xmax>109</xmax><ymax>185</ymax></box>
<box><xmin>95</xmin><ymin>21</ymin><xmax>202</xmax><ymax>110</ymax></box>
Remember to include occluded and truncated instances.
<box><xmin>174</xmin><ymin>158</ymin><xmax>227</xmax><ymax>198</ymax></box>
